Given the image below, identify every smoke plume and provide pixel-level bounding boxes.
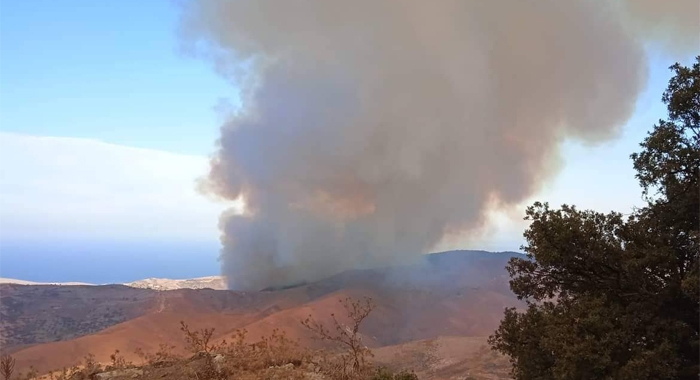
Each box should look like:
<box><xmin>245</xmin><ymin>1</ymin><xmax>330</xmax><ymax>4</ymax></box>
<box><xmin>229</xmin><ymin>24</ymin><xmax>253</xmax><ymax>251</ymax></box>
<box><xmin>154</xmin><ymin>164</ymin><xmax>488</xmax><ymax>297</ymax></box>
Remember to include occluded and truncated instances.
<box><xmin>179</xmin><ymin>0</ymin><xmax>698</xmax><ymax>290</ymax></box>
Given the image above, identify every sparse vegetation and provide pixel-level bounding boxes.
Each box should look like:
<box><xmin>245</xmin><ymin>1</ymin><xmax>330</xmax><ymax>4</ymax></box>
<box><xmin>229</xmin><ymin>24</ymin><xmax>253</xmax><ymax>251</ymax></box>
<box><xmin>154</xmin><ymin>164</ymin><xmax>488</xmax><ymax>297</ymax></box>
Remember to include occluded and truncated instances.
<box><xmin>134</xmin><ymin>343</ymin><xmax>183</xmax><ymax>366</ymax></box>
<box><xmin>302</xmin><ymin>297</ymin><xmax>377</xmax><ymax>379</ymax></box>
<box><xmin>107</xmin><ymin>350</ymin><xmax>131</xmax><ymax>370</ymax></box>
<box><xmin>81</xmin><ymin>353</ymin><xmax>101</xmax><ymax>376</ymax></box>
<box><xmin>0</xmin><ymin>287</ymin><xmax>151</xmax><ymax>350</ymax></box>
<box><xmin>19</xmin><ymin>367</ymin><xmax>38</xmax><ymax>380</ymax></box>
<box><xmin>180</xmin><ymin>322</ymin><xmax>218</xmax><ymax>355</ymax></box>
<box><xmin>41</xmin><ymin>354</ymin><xmax>104</xmax><ymax>380</ymax></box>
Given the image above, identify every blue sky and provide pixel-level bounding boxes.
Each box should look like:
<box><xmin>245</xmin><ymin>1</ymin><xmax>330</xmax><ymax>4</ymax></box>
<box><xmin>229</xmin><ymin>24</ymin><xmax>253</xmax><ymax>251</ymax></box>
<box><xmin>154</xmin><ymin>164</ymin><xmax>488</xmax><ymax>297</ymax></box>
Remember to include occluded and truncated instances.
<box><xmin>0</xmin><ymin>0</ymin><xmax>232</xmax><ymax>155</ymax></box>
<box><xmin>0</xmin><ymin>0</ymin><xmax>694</xmax><ymax>281</ymax></box>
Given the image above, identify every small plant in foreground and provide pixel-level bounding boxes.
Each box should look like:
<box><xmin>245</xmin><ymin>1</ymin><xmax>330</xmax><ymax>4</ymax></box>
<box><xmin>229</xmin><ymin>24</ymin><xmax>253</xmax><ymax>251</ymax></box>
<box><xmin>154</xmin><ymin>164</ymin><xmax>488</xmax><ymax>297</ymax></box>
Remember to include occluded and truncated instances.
<box><xmin>0</xmin><ymin>354</ymin><xmax>15</xmax><ymax>380</ymax></box>
<box><xmin>180</xmin><ymin>321</ymin><xmax>218</xmax><ymax>355</ymax></box>
<box><xmin>302</xmin><ymin>296</ymin><xmax>376</xmax><ymax>379</ymax></box>
<box><xmin>107</xmin><ymin>349</ymin><xmax>131</xmax><ymax>370</ymax></box>
<box><xmin>135</xmin><ymin>343</ymin><xmax>182</xmax><ymax>366</ymax></box>
<box><xmin>16</xmin><ymin>366</ymin><xmax>38</xmax><ymax>380</ymax></box>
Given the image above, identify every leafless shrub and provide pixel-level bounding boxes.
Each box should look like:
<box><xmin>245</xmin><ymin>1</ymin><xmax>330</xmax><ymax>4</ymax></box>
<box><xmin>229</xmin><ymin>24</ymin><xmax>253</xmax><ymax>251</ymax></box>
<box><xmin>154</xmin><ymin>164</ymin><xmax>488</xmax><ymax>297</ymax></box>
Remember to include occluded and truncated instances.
<box><xmin>180</xmin><ymin>321</ymin><xmax>218</xmax><ymax>355</ymax></box>
<box><xmin>106</xmin><ymin>349</ymin><xmax>131</xmax><ymax>370</ymax></box>
<box><xmin>255</xmin><ymin>328</ymin><xmax>307</xmax><ymax>368</ymax></box>
<box><xmin>82</xmin><ymin>353</ymin><xmax>101</xmax><ymax>375</ymax></box>
<box><xmin>135</xmin><ymin>343</ymin><xmax>182</xmax><ymax>366</ymax></box>
<box><xmin>302</xmin><ymin>296</ymin><xmax>376</xmax><ymax>379</ymax></box>
<box><xmin>180</xmin><ymin>321</ymin><xmax>228</xmax><ymax>380</ymax></box>
<box><xmin>0</xmin><ymin>355</ymin><xmax>15</xmax><ymax>380</ymax></box>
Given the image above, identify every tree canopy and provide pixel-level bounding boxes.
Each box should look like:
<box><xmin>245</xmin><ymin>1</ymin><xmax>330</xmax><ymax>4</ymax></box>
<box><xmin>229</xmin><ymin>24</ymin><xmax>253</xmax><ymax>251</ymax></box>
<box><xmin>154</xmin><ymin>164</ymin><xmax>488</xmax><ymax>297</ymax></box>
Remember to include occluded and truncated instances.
<box><xmin>489</xmin><ymin>57</ymin><xmax>699</xmax><ymax>380</ymax></box>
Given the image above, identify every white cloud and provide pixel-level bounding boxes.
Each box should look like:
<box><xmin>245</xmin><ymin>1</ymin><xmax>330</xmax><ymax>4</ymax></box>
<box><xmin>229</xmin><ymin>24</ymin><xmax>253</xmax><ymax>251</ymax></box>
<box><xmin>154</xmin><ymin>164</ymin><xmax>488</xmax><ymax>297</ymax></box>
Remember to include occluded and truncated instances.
<box><xmin>0</xmin><ymin>130</ymin><xmax>646</xmax><ymax>251</ymax></box>
<box><xmin>0</xmin><ymin>132</ymin><xmax>229</xmax><ymax>241</ymax></box>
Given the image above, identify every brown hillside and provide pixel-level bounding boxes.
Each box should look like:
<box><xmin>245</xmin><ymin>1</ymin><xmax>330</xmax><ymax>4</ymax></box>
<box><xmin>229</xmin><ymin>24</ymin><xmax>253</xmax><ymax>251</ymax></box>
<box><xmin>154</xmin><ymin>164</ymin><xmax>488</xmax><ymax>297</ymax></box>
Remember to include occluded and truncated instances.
<box><xmin>7</xmin><ymin>288</ymin><xmax>310</xmax><ymax>373</ymax></box>
<box><xmin>0</xmin><ymin>284</ymin><xmax>154</xmax><ymax>349</ymax></box>
<box><xmin>5</xmin><ymin>250</ymin><xmax>522</xmax><ymax>376</ymax></box>
<box><xmin>373</xmin><ymin>336</ymin><xmax>512</xmax><ymax>380</ymax></box>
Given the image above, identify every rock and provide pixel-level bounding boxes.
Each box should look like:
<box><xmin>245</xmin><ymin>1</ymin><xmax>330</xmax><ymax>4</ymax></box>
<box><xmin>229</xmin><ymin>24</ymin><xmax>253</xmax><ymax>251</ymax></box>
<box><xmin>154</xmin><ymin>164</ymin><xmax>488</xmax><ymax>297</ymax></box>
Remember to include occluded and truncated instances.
<box><xmin>304</xmin><ymin>362</ymin><xmax>321</xmax><ymax>373</ymax></box>
<box><xmin>213</xmin><ymin>354</ymin><xmax>226</xmax><ymax>372</ymax></box>
<box><xmin>268</xmin><ymin>363</ymin><xmax>295</xmax><ymax>370</ymax></box>
<box><xmin>95</xmin><ymin>368</ymin><xmax>143</xmax><ymax>379</ymax></box>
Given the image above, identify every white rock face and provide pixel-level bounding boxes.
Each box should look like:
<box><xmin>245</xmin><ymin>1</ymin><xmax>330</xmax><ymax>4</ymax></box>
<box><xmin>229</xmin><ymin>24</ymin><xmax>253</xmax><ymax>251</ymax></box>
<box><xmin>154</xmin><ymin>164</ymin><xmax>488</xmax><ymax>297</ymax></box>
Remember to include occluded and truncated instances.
<box><xmin>124</xmin><ymin>276</ymin><xmax>227</xmax><ymax>291</ymax></box>
<box><xmin>0</xmin><ymin>276</ymin><xmax>227</xmax><ymax>290</ymax></box>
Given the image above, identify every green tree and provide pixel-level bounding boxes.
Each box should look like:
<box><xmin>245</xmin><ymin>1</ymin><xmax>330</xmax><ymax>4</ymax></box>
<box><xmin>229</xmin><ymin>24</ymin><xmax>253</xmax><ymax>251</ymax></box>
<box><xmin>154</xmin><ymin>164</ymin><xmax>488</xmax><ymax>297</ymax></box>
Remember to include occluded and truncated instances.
<box><xmin>489</xmin><ymin>57</ymin><xmax>699</xmax><ymax>380</ymax></box>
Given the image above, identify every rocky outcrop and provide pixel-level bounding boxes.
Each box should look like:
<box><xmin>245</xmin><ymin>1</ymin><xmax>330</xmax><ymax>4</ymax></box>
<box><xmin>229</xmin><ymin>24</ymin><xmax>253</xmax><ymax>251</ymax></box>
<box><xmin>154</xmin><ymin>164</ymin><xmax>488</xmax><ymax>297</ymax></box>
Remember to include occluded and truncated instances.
<box><xmin>94</xmin><ymin>368</ymin><xmax>143</xmax><ymax>379</ymax></box>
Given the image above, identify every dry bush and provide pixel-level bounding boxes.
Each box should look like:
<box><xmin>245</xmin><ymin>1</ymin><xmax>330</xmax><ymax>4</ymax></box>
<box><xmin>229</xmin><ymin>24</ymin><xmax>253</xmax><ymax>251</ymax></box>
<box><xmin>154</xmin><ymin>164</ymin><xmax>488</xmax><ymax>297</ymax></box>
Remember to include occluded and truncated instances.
<box><xmin>0</xmin><ymin>354</ymin><xmax>15</xmax><ymax>380</ymax></box>
<box><xmin>371</xmin><ymin>367</ymin><xmax>418</xmax><ymax>380</ymax></box>
<box><xmin>47</xmin><ymin>365</ymin><xmax>80</xmax><ymax>380</ymax></box>
<box><xmin>46</xmin><ymin>355</ymin><xmax>102</xmax><ymax>380</ymax></box>
<box><xmin>14</xmin><ymin>366</ymin><xmax>37</xmax><ymax>380</ymax></box>
<box><xmin>302</xmin><ymin>297</ymin><xmax>377</xmax><ymax>380</ymax></box>
<box><xmin>44</xmin><ymin>353</ymin><xmax>112</xmax><ymax>380</ymax></box>
<box><xmin>180</xmin><ymin>321</ymin><xmax>227</xmax><ymax>379</ymax></box>
<box><xmin>220</xmin><ymin>329</ymin><xmax>251</xmax><ymax>368</ymax></box>
<box><xmin>180</xmin><ymin>321</ymin><xmax>219</xmax><ymax>355</ymax></box>
<box><xmin>250</xmin><ymin>328</ymin><xmax>307</xmax><ymax>368</ymax></box>
<box><xmin>205</xmin><ymin>327</ymin><xmax>308</xmax><ymax>379</ymax></box>
<box><xmin>135</xmin><ymin>343</ymin><xmax>182</xmax><ymax>366</ymax></box>
<box><xmin>106</xmin><ymin>349</ymin><xmax>131</xmax><ymax>370</ymax></box>
<box><xmin>77</xmin><ymin>353</ymin><xmax>102</xmax><ymax>379</ymax></box>
<box><xmin>178</xmin><ymin>323</ymin><xmax>309</xmax><ymax>379</ymax></box>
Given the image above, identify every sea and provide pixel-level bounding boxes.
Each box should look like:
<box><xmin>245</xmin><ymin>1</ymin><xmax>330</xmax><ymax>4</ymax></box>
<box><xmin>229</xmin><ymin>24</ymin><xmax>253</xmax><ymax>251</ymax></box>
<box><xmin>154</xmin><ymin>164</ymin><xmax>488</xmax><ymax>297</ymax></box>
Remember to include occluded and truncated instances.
<box><xmin>0</xmin><ymin>238</ymin><xmax>221</xmax><ymax>284</ymax></box>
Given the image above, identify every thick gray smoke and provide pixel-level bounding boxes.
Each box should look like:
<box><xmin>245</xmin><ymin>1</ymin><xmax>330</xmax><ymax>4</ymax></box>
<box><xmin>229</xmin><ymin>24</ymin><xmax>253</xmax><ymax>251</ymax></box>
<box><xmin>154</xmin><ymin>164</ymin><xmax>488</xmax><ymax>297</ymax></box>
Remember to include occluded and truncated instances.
<box><xmin>178</xmin><ymin>0</ymin><xmax>699</xmax><ymax>290</ymax></box>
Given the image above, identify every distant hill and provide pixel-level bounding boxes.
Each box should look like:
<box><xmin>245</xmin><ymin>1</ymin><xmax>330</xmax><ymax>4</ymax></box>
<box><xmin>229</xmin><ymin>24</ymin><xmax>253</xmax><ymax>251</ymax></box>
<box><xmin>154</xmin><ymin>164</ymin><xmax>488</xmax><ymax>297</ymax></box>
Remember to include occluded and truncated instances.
<box><xmin>124</xmin><ymin>276</ymin><xmax>227</xmax><ymax>291</ymax></box>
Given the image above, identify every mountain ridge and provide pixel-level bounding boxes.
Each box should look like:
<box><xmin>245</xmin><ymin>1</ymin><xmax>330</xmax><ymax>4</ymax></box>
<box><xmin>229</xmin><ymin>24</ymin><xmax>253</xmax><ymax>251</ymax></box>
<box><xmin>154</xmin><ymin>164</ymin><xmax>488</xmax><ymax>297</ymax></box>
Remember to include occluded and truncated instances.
<box><xmin>0</xmin><ymin>250</ymin><xmax>522</xmax><ymax>291</ymax></box>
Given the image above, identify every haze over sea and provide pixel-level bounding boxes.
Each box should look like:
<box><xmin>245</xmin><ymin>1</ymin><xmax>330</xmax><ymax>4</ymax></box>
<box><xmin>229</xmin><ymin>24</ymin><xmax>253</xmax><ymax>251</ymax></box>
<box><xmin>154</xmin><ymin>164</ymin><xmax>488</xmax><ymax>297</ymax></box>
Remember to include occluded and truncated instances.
<box><xmin>0</xmin><ymin>239</ymin><xmax>220</xmax><ymax>284</ymax></box>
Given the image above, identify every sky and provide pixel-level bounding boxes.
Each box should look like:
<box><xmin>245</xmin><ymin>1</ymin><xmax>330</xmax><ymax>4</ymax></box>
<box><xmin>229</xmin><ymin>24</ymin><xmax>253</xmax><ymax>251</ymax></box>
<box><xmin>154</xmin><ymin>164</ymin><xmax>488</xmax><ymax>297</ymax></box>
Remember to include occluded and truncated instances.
<box><xmin>0</xmin><ymin>0</ymin><xmax>694</xmax><ymax>282</ymax></box>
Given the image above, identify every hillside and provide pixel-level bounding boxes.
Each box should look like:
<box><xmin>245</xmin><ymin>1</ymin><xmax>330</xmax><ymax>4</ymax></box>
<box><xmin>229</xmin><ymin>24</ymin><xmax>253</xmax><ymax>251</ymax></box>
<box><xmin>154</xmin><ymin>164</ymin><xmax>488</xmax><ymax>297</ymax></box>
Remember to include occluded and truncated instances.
<box><xmin>373</xmin><ymin>336</ymin><xmax>511</xmax><ymax>380</ymax></box>
<box><xmin>0</xmin><ymin>250</ymin><xmax>521</xmax><ymax>377</ymax></box>
<box><xmin>0</xmin><ymin>285</ymin><xmax>154</xmax><ymax>350</ymax></box>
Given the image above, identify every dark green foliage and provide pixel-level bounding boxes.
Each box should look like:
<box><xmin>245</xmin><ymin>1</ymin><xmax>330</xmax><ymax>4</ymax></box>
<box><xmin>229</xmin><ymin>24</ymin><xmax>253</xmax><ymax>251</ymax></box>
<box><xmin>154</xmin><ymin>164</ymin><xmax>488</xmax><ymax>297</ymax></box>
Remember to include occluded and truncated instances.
<box><xmin>372</xmin><ymin>367</ymin><xmax>419</xmax><ymax>380</ymax></box>
<box><xmin>489</xmin><ymin>57</ymin><xmax>700</xmax><ymax>380</ymax></box>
